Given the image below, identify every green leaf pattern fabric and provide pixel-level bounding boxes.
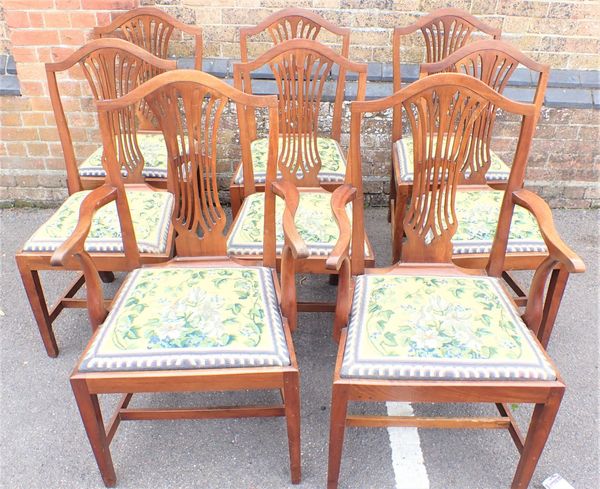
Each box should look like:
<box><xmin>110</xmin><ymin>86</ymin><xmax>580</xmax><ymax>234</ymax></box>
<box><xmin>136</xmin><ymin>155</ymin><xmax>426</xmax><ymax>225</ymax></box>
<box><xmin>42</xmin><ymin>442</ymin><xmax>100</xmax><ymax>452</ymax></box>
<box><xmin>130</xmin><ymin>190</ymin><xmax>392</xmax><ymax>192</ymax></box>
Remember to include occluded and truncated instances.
<box><xmin>341</xmin><ymin>274</ymin><xmax>556</xmax><ymax>381</ymax></box>
<box><xmin>23</xmin><ymin>190</ymin><xmax>174</xmax><ymax>254</ymax></box>
<box><xmin>78</xmin><ymin>133</ymin><xmax>168</xmax><ymax>178</ymax></box>
<box><xmin>233</xmin><ymin>136</ymin><xmax>347</xmax><ymax>184</ymax></box>
<box><xmin>394</xmin><ymin>137</ymin><xmax>510</xmax><ymax>183</ymax></box>
<box><xmin>79</xmin><ymin>266</ymin><xmax>290</xmax><ymax>372</ymax></box>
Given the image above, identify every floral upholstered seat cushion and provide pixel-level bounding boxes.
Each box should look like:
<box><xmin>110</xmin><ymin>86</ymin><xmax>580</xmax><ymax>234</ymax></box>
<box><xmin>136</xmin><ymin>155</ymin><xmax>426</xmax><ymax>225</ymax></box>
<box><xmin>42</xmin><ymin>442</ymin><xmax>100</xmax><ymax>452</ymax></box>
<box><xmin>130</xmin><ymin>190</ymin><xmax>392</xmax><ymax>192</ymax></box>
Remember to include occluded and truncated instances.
<box><xmin>394</xmin><ymin>137</ymin><xmax>510</xmax><ymax>183</ymax></box>
<box><xmin>453</xmin><ymin>190</ymin><xmax>547</xmax><ymax>255</ymax></box>
<box><xmin>227</xmin><ymin>191</ymin><xmax>368</xmax><ymax>257</ymax></box>
<box><xmin>232</xmin><ymin>137</ymin><xmax>347</xmax><ymax>185</ymax></box>
<box><xmin>78</xmin><ymin>266</ymin><xmax>290</xmax><ymax>372</ymax></box>
<box><xmin>341</xmin><ymin>274</ymin><xmax>556</xmax><ymax>381</ymax></box>
<box><xmin>23</xmin><ymin>190</ymin><xmax>174</xmax><ymax>254</ymax></box>
<box><xmin>78</xmin><ymin>133</ymin><xmax>168</xmax><ymax>179</ymax></box>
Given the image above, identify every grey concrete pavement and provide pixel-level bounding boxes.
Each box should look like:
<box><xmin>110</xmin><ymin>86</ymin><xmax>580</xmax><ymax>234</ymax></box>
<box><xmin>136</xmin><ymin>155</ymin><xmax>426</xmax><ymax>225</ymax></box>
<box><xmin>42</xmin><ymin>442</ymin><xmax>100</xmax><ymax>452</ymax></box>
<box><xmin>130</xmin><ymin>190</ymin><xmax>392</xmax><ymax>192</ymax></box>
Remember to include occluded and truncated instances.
<box><xmin>0</xmin><ymin>206</ymin><xmax>598</xmax><ymax>489</ymax></box>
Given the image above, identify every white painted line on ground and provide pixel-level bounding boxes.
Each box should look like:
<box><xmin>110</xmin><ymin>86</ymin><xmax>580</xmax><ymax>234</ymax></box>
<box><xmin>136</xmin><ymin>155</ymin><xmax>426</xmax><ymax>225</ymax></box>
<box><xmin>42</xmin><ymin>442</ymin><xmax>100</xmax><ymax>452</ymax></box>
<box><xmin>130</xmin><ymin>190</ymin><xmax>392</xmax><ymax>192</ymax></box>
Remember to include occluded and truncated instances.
<box><xmin>386</xmin><ymin>402</ymin><xmax>430</xmax><ymax>489</ymax></box>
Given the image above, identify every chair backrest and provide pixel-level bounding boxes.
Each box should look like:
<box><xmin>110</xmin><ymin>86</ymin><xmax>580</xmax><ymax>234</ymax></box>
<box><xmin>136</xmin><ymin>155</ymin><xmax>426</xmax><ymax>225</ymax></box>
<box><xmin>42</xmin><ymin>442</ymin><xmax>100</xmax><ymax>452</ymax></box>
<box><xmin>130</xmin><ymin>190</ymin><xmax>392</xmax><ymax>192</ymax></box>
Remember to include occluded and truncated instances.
<box><xmin>239</xmin><ymin>7</ymin><xmax>350</xmax><ymax>62</ymax></box>
<box><xmin>233</xmin><ymin>38</ymin><xmax>367</xmax><ymax>192</ymax></box>
<box><xmin>418</xmin><ymin>39</ymin><xmax>550</xmax><ymax>184</ymax></box>
<box><xmin>392</xmin><ymin>8</ymin><xmax>501</xmax><ymax>139</ymax></box>
<box><xmin>93</xmin><ymin>6</ymin><xmax>203</xmax><ymax>69</ymax></box>
<box><xmin>348</xmin><ymin>73</ymin><xmax>537</xmax><ymax>273</ymax></box>
<box><xmin>46</xmin><ymin>38</ymin><xmax>177</xmax><ymax>194</ymax></box>
<box><xmin>96</xmin><ymin>70</ymin><xmax>280</xmax><ymax>260</ymax></box>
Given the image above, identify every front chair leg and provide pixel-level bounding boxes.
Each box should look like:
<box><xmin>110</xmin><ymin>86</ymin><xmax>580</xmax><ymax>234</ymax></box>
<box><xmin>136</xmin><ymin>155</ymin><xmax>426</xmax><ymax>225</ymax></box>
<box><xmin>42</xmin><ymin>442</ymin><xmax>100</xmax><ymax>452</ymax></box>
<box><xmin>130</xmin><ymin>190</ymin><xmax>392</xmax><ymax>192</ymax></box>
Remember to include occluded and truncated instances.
<box><xmin>71</xmin><ymin>378</ymin><xmax>117</xmax><ymax>488</ymax></box>
<box><xmin>511</xmin><ymin>388</ymin><xmax>564</xmax><ymax>489</ymax></box>
<box><xmin>16</xmin><ymin>258</ymin><xmax>58</xmax><ymax>357</ymax></box>
<box><xmin>283</xmin><ymin>371</ymin><xmax>301</xmax><ymax>484</ymax></box>
<box><xmin>327</xmin><ymin>384</ymin><xmax>349</xmax><ymax>489</ymax></box>
<box><xmin>538</xmin><ymin>266</ymin><xmax>569</xmax><ymax>349</ymax></box>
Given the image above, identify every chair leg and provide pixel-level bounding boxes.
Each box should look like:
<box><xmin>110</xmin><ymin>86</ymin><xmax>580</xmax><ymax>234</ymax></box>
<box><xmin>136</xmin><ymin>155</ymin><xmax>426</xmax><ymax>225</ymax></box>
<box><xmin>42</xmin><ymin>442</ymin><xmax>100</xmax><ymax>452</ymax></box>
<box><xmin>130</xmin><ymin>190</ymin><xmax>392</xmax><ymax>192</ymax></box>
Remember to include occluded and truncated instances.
<box><xmin>511</xmin><ymin>388</ymin><xmax>564</xmax><ymax>489</ymax></box>
<box><xmin>283</xmin><ymin>371</ymin><xmax>301</xmax><ymax>484</ymax></box>
<box><xmin>327</xmin><ymin>384</ymin><xmax>349</xmax><ymax>489</ymax></box>
<box><xmin>71</xmin><ymin>378</ymin><xmax>117</xmax><ymax>488</ymax></box>
<box><xmin>16</xmin><ymin>257</ymin><xmax>58</xmax><ymax>357</ymax></box>
<box><xmin>392</xmin><ymin>189</ymin><xmax>408</xmax><ymax>263</ymax></box>
<box><xmin>538</xmin><ymin>267</ymin><xmax>569</xmax><ymax>349</ymax></box>
<box><xmin>230</xmin><ymin>185</ymin><xmax>242</xmax><ymax>218</ymax></box>
<box><xmin>98</xmin><ymin>271</ymin><xmax>116</xmax><ymax>284</ymax></box>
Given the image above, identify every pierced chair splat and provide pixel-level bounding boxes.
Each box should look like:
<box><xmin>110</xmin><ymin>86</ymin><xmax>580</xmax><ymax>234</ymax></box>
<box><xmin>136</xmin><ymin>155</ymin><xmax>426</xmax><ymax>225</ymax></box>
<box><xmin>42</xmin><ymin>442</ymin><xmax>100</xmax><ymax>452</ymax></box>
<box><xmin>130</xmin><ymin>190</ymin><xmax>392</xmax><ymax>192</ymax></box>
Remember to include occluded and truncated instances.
<box><xmin>326</xmin><ymin>73</ymin><xmax>584</xmax><ymax>489</ymax></box>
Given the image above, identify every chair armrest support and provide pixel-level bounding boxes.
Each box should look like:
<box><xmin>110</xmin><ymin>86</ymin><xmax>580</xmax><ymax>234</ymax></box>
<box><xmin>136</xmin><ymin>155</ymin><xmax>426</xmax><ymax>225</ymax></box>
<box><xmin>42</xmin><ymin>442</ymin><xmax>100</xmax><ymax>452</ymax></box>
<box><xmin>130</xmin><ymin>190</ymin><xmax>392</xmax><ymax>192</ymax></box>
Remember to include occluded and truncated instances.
<box><xmin>50</xmin><ymin>184</ymin><xmax>119</xmax><ymax>266</ymax></box>
<box><xmin>271</xmin><ymin>180</ymin><xmax>309</xmax><ymax>260</ymax></box>
<box><xmin>326</xmin><ymin>184</ymin><xmax>357</xmax><ymax>271</ymax></box>
<box><xmin>512</xmin><ymin>189</ymin><xmax>585</xmax><ymax>274</ymax></box>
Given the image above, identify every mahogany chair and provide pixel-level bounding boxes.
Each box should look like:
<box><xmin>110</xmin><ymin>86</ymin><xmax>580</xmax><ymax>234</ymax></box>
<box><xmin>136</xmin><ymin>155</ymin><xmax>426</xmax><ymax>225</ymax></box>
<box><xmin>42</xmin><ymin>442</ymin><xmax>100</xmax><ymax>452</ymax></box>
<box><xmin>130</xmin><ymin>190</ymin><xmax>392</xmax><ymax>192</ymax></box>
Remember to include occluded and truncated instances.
<box><xmin>16</xmin><ymin>40</ymin><xmax>177</xmax><ymax>357</ymax></box>
<box><xmin>390</xmin><ymin>8</ymin><xmax>502</xmax><ymax>221</ymax></box>
<box><xmin>326</xmin><ymin>73</ymin><xmax>584</xmax><ymax>489</ymax></box>
<box><xmin>227</xmin><ymin>39</ymin><xmax>374</xmax><ymax>317</ymax></box>
<box><xmin>230</xmin><ymin>10</ymin><xmax>351</xmax><ymax>215</ymax></box>
<box><xmin>46</xmin><ymin>38</ymin><xmax>177</xmax><ymax>193</ymax></box>
<box><xmin>92</xmin><ymin>6</ymin><xmax>203</xmax><ymax>69</ymax></box>
<box><xmin>51</xmin><ymin>70</ymin><xmax>302</xmax><ymax>487</ymax></box>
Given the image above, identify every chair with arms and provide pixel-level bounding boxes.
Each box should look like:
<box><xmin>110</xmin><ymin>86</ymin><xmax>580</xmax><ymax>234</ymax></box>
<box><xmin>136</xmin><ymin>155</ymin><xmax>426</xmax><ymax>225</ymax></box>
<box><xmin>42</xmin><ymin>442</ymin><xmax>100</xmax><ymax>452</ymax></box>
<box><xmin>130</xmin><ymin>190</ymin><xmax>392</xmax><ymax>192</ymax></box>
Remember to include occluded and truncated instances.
<box><xmin>326</xmin><ymin>73</ymin><xmax>584</xmax><ymax>489</ymax></box>
<box><xmin>390</xmin><ymin>8</ymin><xmax>502</xmax><ymax>223</ymax></box>
<box><xmin>229</xmin><ymin>9</ymin><xmax>351</xmax><ymax>215</ymax></box>
<box><xmin>227</xmin><ymin>39</ymin><xmax>374</xmax><ymax>319</ymax></box>
<box><xmin>16</xmin><ymin>40</ymin><xmax>176</xmax><ymax>357</ymax></box>
<box><xmin>51</xmin><ymin>70</ymin><xmax>303</xmax><ymax>487</ymax></box>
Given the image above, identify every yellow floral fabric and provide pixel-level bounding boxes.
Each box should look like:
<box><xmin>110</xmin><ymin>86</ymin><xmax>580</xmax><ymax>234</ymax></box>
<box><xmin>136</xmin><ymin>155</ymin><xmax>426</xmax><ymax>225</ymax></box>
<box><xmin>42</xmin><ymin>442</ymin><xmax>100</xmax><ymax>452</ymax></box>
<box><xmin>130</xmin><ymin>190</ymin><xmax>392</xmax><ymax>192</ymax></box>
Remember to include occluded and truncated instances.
<box><xmin>394</xmin><ymin>137</ymin><xmax>510</xmax><ymax>183</ymax></box>
<box><xmin>233</xmin><ymin>136</ymin><xmax>347</xmax><ymax>185</ymax></box>
<box><xmin>341</xmin><ymin>274</ymin><xmax>556</xmax><ymax>381</ymax></box>
<box><xmin>453</xmin><ymin>190</ymin><xmax>547</xmax><ymax>254</ymax></box>
<box><xmin>79</xmin><ymin>266</ymin><xmax>290</xmax><ymax>372</ymax></box>
<box><xmin>78</xmin><ymin>133</ymin><xmax>168</xmax><ymax>179</ymax></box>
<box><xmin>227</xmin><ymin>191</ymin><xmax>367</xmax><ymax>257</ymax></box>
<box><xmin>23</xmin><ymin>190</ymin><xmax>174</xmax><ymax>254</ymax></box>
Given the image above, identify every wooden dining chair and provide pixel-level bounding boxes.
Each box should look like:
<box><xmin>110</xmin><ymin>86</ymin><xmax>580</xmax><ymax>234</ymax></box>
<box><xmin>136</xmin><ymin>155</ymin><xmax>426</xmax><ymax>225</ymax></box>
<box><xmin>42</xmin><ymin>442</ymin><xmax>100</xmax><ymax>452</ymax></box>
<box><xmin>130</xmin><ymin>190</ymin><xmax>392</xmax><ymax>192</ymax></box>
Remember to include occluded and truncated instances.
<box><xmin>51</xmin><ymin>70</ymin><xmax>303</xmax><ymax>487</ymax></box>
<box><xmin>230</xmin><ymin>9</ymin><xmax>351</xmax><ymax>215</ymax></box>
<box><xmin>16</xmin><ymin>40</ymin><xmax>177</xmax><ymax>357</ymax></box>
<box><xmin>46</xmin><ymin>38</ymin><xmax>177</xmax><ymax>193</ymax></box>
<box><xmin>325</xmin><ymin>73</ymin><xmax>584</xmax><ymax>489</ymax></box>
<box><xmin>390</xmin><ymin>8</ymin><xmax>502</xmax><ymax>222</ymax></box>
<box><xmin>227</xmin><ymin>39</ymin><xmax>374</xmax><ymax>318</ymax></box>
<box><xmin>391</xmin><ymin>40</ymin><xmax>563</xmax><ymax>345</ymax></box>
<box><xmin>92</xmin><ymin>6</ymin><xmax>203</xmax><ymax>69</ymax></box>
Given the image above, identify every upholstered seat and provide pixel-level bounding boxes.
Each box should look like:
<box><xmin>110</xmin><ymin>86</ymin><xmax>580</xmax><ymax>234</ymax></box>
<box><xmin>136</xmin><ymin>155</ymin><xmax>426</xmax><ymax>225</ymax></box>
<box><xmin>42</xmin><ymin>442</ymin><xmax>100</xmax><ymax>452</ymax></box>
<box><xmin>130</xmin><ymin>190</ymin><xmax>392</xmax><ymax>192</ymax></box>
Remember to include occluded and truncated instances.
<box><xmin>394</xmin><ymin>137</ymin><xmax>511</xmax><ymax>183</ymax></box>
<box><xmin>232</xmin><ymin>136</ymin><xmax>347</xmax><ymax>185</ymax></box>
<box><xmin>78</xmin><ymin>133</ymin><xmax>168</xmax><ymax>179</ymax></box>
<box><xmin>227</xmin><ymin>191</ymin><xmax>367</xmax><ymax>257</ymax></box>
<box><xmin>453</xmin><ymin>190</ymin><xmax>547</xmax><ymax>255</ymax></box>
<box><xmin>78</xmin><ymin>266</ymin><xmax>291</xmax><ymax>372</ymax></box>
<box><xmin>341</xmin><ymin>274</ymin><xmax>556</xmax><ymax>381</ymax></box>
<box><xmin>23</xmin><ymin>190</ymin><xmax>174</xmax><ymax>254</ymax></box>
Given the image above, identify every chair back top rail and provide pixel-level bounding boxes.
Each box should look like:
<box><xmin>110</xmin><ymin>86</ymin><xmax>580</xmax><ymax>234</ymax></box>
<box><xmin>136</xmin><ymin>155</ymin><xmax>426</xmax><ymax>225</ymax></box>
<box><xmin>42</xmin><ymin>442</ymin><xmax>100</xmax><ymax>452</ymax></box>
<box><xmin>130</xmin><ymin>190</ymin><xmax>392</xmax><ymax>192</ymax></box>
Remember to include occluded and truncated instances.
<box><xmin>93</xmin><ymin>6</ymin><xmax>203</xmax><ymax>69</ymax></box>
<box><xmin>348</xmin><ymin>73</ymin><xmax>537</xmax><ymax>272</ymax></box>
<box><xmin>233</xmin><ymin>38</ymin><xmax>367</xmax><ymax>191</ymax></box>
<box><xmin>96</xmin><ymin>70</ymin><xmax>280</xmax><ymax>259</ymax></box>
<box><xmin>240</xmin><ymin>7</ymin><xmax>350</xmax><ymax>62</ymax></box>
<box><xmin>46</xmin><ymin>38</ymin><xmax>177</xmax><ymax>194</ymax></box>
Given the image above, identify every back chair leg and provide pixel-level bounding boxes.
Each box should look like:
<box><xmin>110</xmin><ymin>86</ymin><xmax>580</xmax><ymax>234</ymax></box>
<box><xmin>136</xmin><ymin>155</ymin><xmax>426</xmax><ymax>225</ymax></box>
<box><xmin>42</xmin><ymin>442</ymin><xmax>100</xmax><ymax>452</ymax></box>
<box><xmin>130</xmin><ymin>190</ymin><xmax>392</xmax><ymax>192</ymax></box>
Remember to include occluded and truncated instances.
<box><xmin>283</xmin><ymin>372</ymin><xmax>302</xmax><ymax>484</ymax></box>
<box><xmin>71</xmin><ymin>378</ymin><xmax>117</xmax><ymax>488</ymax></box>
<box><xmin>98</xmin><ymin>271</ymin><xmax>116</xmax><ymax>283</ymax></box>
<box><xmin>511</xmin><ymin>388</ymin><xmax>564</xmax><ymax>489</ymax></box>
<box><xmin>392</xmin><ymin>189</ymin><xmax>408</xmax><ymax>263</ymax></box>
<box><xmin>16</xmin><ymin>257</ymin><xmax>58</xmax><ymax>357</ymax></box>
<box><xmin>327</xmin><ymin>384</ymin><xmax>349</xmax><ymax>489</ymax></box>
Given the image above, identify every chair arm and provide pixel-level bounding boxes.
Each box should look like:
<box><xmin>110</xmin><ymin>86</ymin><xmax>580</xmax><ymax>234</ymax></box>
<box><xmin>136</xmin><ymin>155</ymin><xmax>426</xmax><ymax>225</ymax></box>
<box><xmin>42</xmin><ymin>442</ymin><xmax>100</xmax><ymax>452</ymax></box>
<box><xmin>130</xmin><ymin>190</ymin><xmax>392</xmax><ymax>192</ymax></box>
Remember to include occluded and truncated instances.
<box><xmin>326</xmin><ymin>184</ymin><xmax>357</xmax><ymax>271</ymax></box>
<box><xmin>271</xmin><ymin>180</ymin><xmax>309</xmax><ymax>259</ymax></box>
<box><xmin>50</xmin><ymin>184</ymin><xmax>119</xmax><ymax>266</ymax></box>
<box><xmin>512</xmin><ymin>188</ymin><xmax>585</xmax><ymax>274</ymax></box>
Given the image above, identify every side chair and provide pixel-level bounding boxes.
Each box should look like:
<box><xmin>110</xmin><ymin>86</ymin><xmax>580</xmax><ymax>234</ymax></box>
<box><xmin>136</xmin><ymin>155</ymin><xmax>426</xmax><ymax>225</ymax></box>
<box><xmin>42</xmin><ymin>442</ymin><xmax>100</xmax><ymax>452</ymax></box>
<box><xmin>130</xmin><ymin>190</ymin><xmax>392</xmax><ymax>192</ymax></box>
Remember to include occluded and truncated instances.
<box><xmin>227</xmin><ymin>39</ymin><xmax>374</xmax><ymax>319</ymax></box>
<box><xmin>51</xmin><ymin>70</ymin><xmax>303</xmax><ymax>487</ymax></box>
<box><xmin>16</xmin><ymin>40</ymin><xmax>177</xmax><ymax>357</ymax></box>
<box><xmin>325</xmin><ymin>73</ymin><xmax>584</xmax><ymax>489</ymax></box>
<box><xmin>230</xmin><ymin>10</ymin><xmax>352</xmax><ymax>216</ymax></box>
<box><xmin>390</xmin><ymin>8</ymin><xmax>502</xmax><ymax>222</ymax></box>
